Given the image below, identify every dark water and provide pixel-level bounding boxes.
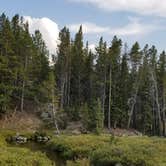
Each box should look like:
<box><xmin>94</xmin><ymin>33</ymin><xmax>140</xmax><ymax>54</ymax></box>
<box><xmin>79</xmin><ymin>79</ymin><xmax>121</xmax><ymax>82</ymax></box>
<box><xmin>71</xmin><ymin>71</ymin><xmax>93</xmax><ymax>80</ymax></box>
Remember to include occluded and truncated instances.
<box><xmin>7</xmin><ymin>142</ymin><xmax>66</xmax><ymax>166</ymax></box>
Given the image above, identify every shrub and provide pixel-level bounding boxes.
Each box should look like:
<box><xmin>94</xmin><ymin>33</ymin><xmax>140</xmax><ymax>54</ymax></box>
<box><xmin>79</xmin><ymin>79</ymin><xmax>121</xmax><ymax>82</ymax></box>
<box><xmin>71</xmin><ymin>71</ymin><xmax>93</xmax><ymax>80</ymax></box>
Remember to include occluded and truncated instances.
<box><xmin>0</xmin><ymin>147</ymin><xmax>54</xmax><ymax>166</ymax></box>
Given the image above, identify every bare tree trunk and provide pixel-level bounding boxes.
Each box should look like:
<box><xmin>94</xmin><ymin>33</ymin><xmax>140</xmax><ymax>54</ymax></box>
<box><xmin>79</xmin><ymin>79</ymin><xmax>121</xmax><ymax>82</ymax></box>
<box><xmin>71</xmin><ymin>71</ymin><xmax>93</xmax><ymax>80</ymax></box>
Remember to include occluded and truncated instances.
<box><xmin>162</xmin><ymin>88</ymin><xmax>166</xmax><ymax>136</ymax></box>
<box><xmin>127</xmin><ymin>88</ymin><xmax>138</xmax><ymax>129</ymax></box>
<box><xmin>108</xmin><ymin>65</ymin><xmax>111</xmax><ymax>130</ymax></box>
<box><xmin>21</xmin><ymin>54</ymin><xmax>28</xmax><ymax>112</ymax></box>
<box><xmin>60</xmin><ymin>76</ymin><xmax>65</xmax><ymax>110</ymax></box>
<box><xmin>162</xmin><ymin>107</ymin><xmax>166</xmax><ymax>136</ymax></box>
<box><xmin>150</xmin><ymin>70</ymin><xmax>162</xmax><ymax>136</ymax></box>
<box><xmin>67</xmin><ymin>71</ymin><xmax>71</xmax><ymax>106</ymax></box>
<box><xmin>152</xmin><ymin>88</ymin><xmax>156</xmax><ymax>135</ymax></box>
<box><xmin>64</xmin><ymin>73</ymin><xmax>68</xmax><ymax>106</ymax></box>
<box><xmin>52</xmin><ymin>88</ymin><xmax>60</xmax><ymax>135</ymax></box>
<box><xmin>102</xmin><ymin>67</ymin><xmax>106</xmax><ymax>126</ymax></box>
<box><xmin>21</xmin><ymin>79</ymin><xmax>25</xmax><ymax>112</ymax></box>
<box><xmin>78</xmin><ymin>75</ymin><xmax>81</xmax><ymax>106</ymax></box>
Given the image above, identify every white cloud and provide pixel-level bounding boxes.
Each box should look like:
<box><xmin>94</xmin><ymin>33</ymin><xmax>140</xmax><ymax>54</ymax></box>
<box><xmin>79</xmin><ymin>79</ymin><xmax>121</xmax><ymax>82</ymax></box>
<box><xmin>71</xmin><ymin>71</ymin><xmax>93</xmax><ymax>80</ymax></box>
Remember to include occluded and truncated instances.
<box><xmin>89</xmin><ymin>44</ymin><xmax>96</xmax><ymax>53</ymax></box>
<box><xmin>23</xmin><ymin>16</ymin><xmax>59</xmax><ymax>55</ymax></box>
<box><xmin>68</xmin><ymin>18</ymin><xmax>159</xmax><ymax>36</ymax></box>
<box><xmin>70</xmin><ymin>0</ymin><xmax>166</xmax><ymax>17</ymax></box>
<box><xmin>69</xmin><ymin>22</ymin><xmax>110</xmax><ymax>34</ymax></box>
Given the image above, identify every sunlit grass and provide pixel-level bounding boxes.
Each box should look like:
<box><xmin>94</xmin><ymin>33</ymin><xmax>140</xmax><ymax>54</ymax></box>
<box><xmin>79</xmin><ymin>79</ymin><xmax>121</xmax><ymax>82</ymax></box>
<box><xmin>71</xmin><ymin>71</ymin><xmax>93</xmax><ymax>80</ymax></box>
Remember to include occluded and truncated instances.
<box><xmin>48</xmin><ymin>134</ymin><xmax>166</xmax><ymax>166</ymax></box>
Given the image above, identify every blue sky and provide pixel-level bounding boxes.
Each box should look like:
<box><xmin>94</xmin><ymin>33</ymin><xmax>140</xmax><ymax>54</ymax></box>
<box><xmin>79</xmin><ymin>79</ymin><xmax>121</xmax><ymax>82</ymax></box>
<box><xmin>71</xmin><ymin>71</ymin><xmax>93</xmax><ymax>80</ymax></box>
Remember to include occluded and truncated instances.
<box><xmin>0</xmin><ymin>0</ymin><xmax>166</xmax><ymax>53</ymax></box>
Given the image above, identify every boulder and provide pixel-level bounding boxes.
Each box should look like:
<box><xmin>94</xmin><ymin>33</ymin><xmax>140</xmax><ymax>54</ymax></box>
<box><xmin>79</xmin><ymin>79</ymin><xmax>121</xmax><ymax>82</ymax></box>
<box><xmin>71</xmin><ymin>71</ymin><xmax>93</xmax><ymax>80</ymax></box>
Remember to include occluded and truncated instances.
<box><xmin>71</xmin><ymin>129</ymin><xmax>81</xmax><ymax>135</ymax></box>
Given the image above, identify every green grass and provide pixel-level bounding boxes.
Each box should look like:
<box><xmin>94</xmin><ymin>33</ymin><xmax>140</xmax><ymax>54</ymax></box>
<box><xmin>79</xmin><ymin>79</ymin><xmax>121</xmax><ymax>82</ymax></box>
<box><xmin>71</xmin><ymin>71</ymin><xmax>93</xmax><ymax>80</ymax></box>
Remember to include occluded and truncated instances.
<box><xmin>0</xmin><ymin>130</ymin><xmax>55</xmax><ymax>166</ymax></box>
<box><xmin>47</xmin><ymin>135</ymin><xmax>166</xmax><ymax>166</ymax></box>
<box><xmin>47</xmin><ymin>134</ymin><xmax>109</xmax><ymax>159</ymax></box>
<box><xmin>0</xmin><ymin>130</ymin><xmax>166</xmax><ymax>166</ymax></box>
<box><xmin>0</xmin><ymin>147</ymin><xmax>54</xmax><ymax>166</ymax></box>
<box><xmin>66</xmin><ymin>159</ymin><xmax>90</xmax><ymax>166</ymax></box>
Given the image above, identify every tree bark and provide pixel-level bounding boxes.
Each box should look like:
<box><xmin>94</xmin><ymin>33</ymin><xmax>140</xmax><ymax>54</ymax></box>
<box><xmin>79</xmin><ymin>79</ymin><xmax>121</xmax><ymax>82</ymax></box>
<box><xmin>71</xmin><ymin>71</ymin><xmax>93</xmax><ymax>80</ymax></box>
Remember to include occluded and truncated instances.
<box><xmin>127</xmin><ymin>88</ymin><xmax>138</xmax><ymax>129</ymax></box>
<box><xmin>52</xmin><ymin>88</ymin><xmax>60</xmax><ymax>135</ymax></box>
<box><xmin>102</xmin><ymin>67</ymin><xmax>106</xmax><ymax>127</ymax></box>
<box><xmin>108</xmin><ymin>64</ymin><xmax>111</xmax><ymax>130</ymax></box>
<box><xmin>60</xmin><ymin>76</ymin><xmax>65</xmax><ymax>110</ymax></box>
<box><xmin>21</xmin><ymin>54</ymin><xmax>28</xmax><ymax>112</ymax></box>
<box><xmin>150</xmin><ymin>70</ymin><xmax>162</xmax><ymax>136</ymax></box>
<box><xmin>162</xmin><ymin>88</ymin><xmax>166</xmax><ymax>136</ymax></box>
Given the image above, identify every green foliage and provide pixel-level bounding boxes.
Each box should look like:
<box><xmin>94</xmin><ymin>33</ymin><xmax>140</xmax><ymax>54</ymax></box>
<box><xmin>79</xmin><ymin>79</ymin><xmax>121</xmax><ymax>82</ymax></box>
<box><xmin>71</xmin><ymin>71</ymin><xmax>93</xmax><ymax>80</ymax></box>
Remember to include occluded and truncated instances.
<box><xmin>67</xmin><ymin>159</ymin><xmax>90</xmax><ymax>166</ymax></box>
<box><xmin>91</xmin><ymin>99</ymin><xmax>104</xmax><ymax>134</ymax></box>
<box><xmin>47</xmin><ymin>135</ymin><xmax>109</xmax><ymax>159</ymax></box>
<box><xmin>81</xmin><ymin>103</ymin><xmax>91</xmax><ymax>130</ymax></box>
<box><xmin>91</xmin><ymin>137</ymin><xmax>166</xmax><ymax>166</ymax></box>
<box><xmin>0</xmin><ymin>147</ymin><xmax>54</xmax><ymax>166</ymax></box>
<box><xmin>0</xmin><ymin>131</ymin><xmax>54</xmax><ymax>166</ymax></box>
<box><xmin>0</xmin><ymin>13</ymin><xmax>51</xmax><ymax>113</ymax></box>
<box><xmin>47</xmin><ymin>134</ymin><xmax>166</xmax><ymax>166</ymax></box>
<box><xmin>1</xmin><ymin>13</ymin><xmax>166</xmax><ymax>136</ymax></box>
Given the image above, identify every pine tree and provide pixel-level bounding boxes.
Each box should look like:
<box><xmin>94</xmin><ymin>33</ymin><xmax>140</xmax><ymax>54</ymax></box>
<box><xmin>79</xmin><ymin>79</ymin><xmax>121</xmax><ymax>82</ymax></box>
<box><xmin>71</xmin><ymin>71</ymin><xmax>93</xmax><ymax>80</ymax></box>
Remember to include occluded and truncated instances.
<box><xmin>128</xmin><ymin>42</ymin><xmax>142</xmax><ymax>129</ymax></box>
<box><xmin>95</xmin><ymin>37</ymin><xmax>107</xmax><ymax>127</ymax></box>
<box><xmin>56</xmin><ymin>27</ymin><xmax>71</xmax><ymax>109</ymax></box>
<box><xmin>83</xmin><ymin>43</ymin><xmax>94</xmax><ymax>105</ymax></box>
<box><xmin>119</xmin><ymin>43</ymin><xmax>130</xmax><ymax>127</ymax></box>
<box><xmin>107</xmin><ymin>36</ymin><xmax>122</xmax><ymax>129</ymax></box>
<box><xmin>70</xmin><ymin>26</ymin><xmax>84</xmax><ymax>108</ymax></box>
<box><xmin>157</xmin><ymin>51</ymin><xmax>166</xmax><ymax>136</ymax></box>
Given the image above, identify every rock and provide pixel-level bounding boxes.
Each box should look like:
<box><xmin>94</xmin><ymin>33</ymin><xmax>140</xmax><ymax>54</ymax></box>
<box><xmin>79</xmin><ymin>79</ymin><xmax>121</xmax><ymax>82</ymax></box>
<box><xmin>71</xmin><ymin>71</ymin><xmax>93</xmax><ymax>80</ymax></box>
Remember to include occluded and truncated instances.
<box><xmin>40</xmin><ymin>112</ymin><xmax>50</xmax><ymax>120</ymax></box>
<box><xmin>71</xmin><ymin>129</ymin><xmax>81</xmax><ymax>135</ymax></box>
<box><xmin>16</xmin><ymin>136</ymin><xmax>27</xmax><ymax>144</ymax></box>
<box><xmin>7</xmin><ymin>135</ymin><xmax>28</xmax><ymax>144</ymax></box>
<box><xmin>35</xmin><ymin>135</ymin><xmax>50</xmax><ymax>143</ymax></box>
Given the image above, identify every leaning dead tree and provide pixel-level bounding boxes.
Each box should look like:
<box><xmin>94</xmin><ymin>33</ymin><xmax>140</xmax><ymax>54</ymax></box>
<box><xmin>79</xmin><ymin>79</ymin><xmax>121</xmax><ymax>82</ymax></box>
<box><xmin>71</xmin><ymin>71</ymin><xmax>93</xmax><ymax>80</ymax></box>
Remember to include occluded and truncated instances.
<box><xmin>50</xmin><ymin>74</ymin><xmax>60</xmax><ymax>135</ymax></box>
<box><xmin>127</xmin><ymin>69</ymin><xmax>143</xmax><ymax>129</ymax></box>
<box><xmin>127</xmin><ymin>87</ymin><xmax>139</xmax><ymax>129</ymax></box>
<box><xmin>52</xmin><ymin>88</ymin><xmax>60</xmax><ymax>135</ymax></box>
<box><xmin>149</xmin><ymin>69</ymin><xmax>162</xmax><ymax>136</ymax></box>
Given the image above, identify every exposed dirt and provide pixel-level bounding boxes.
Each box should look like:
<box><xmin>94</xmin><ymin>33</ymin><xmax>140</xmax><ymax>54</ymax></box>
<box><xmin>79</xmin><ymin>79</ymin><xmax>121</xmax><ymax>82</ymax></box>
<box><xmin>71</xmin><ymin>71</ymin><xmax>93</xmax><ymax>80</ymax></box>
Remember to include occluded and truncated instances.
<box><xmin>105</xmin><ymin>128</ymin><xmax>143</xmax><ymax>136</ymax></box>
<box><xmin>0</xmin><ymin>111</ymin><xmax>42</xmax><ymax>132</ymax></box>
<box><xmin>64</xmin><ymin>121</ymin><xmax>142</xmax><ymax>136</ymax></box>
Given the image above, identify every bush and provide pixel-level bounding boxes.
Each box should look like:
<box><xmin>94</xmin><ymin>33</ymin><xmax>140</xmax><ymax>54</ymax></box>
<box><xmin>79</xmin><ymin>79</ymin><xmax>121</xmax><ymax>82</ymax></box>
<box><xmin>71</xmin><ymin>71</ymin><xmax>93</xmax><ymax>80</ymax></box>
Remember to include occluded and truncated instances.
<box><xmin>67</xmin><ymin>159</ymin><xmax>90</xmax><ymax>166</ymax></box>
<box><xmin>47</xmin><ymin>135</ymin><xmax>166</xmax><ymax>166</ymax></box>
<box><xmin>0</xmin><ymin>147</ymin><xmax>54</xmax><ymax>166</ymax></box>
<box><xmin>0</xmin><ymin>130</ymin><xmax>54</xmax><ymax>166</ymax></box>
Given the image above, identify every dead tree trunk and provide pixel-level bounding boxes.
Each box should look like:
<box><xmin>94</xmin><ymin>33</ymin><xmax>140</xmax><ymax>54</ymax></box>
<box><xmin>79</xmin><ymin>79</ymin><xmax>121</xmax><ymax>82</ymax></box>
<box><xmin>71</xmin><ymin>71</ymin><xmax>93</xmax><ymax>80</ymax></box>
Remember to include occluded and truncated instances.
<box><xmin>52</xmin><ymin>88</ymin><xmax>60</xmax><ymax>135</ymax></box>
<box><xmin>162</xmin><ymin>89</ymin><xmax>166</xmax><ymax>136</ymax></box>
<box><xmin>60</xmin><ymin>76</ymin><xmax>65</xmax><ymax>110</ymax></box>
<box><xmin>151</xmin><ymin>86</ymin><xmax>156</xmax><ymax>135</ymax></box>
<box><xmin>127</xmin><ymin>86</ymin><xmax>139</xmax><ymax>129</ymax></box>
<box><xmin>150</xmin><ymin>70</ymin><xmax>162</xmax><ymax>136</ymax></box>
<box><xmin>162</xmin><ymin>107</ymin><xmax>166</xmax><ymax>136</ymax></box>
<box><xmin>102</xmin><ymin>67</ymin><xmax>106</xmax><ymax>127</ymax></box>
<box><xmin>21</xmin><ymin>54</ymin><xmax>28</xmax><ymax>112</ymax></box>
<box><xmin>108</xmin><ymin>64</ymin><xmax>111</xmax><ymax>130</ymax></box>
<box><xmin>67</xmin><ymin>70</ymin><xmax>71</xmax><ymax>107</ymax></box>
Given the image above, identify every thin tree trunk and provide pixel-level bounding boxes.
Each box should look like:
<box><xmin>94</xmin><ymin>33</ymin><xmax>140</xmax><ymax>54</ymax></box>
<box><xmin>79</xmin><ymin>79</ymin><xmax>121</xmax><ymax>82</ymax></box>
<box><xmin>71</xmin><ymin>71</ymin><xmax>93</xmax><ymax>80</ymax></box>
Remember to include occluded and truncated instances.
<box><xmin>21</xmin><ymin>54</ymin><xmax>28</xmax><ymax>112</ymax></box>
<box><xmin>78</xmin><ymin>75</ymin><xmax>81</xmax><ymax>106</ymax></box>
<box><xmin>21</xmin><ymin>80</ymin><xmax>25</xmax><ymax>112</ymax></box>
<box><xmin>162</xmin><ymin>88</ymin><xmax>166</xmax><ymax>136</ymax></box>
<box><xmin>64</xmin><ymin>73</ymin><xmax>68</xmax><ymax>107</ymax></box>
<box><xmin>52</xmin><ymin>88</ymin><xmax>60</xmax><ymax>135</ymax></box>
<box><xmin>127</xmin><ymin>88</ymin><xmax>138</xmax><ymax>129</ymax></box>
<box><xmin>67</xmin><ymin>70</ymin><xmax>71</xmax><ymax>106</ymax></box>
<box><xmin>102</xmin><ymin>67</ymin><xmax>106</xmax><ymax>123</ymax></box>
<box><xmin>162</xmin><ymin>107</ymin><xmax>166</xmax><ymax>136</ymax></box>
<box><xmin>150</xmin><ymin>70</ymin><xmax>162</xmax><ymax>136</ymax></box>
<box><xmin>152</xmin><ymin>89</ymin><xmax>156</xmax><ymax>135</ymax></box>
<box><xmin>108</xmin><ymin>64</ymin><xmax>111</xmax><ymax>130</ymax></box>
<box><xmin>60</xmin><ymin>76</ymin><xmax>65</xmax><ymax>110</ymax></box>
